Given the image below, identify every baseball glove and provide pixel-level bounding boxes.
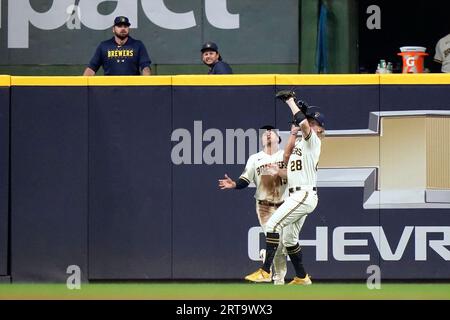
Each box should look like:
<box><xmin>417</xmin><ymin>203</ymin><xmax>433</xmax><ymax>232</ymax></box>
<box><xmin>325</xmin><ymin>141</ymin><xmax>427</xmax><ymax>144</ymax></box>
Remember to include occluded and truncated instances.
<box><xmin>276</xmin><ymin>90</ymin><xmax>310</xmax><ymax>115</ymax></box>
<box><xmin>275</xmin><ymin>90</ymin><xmax>296</xmax><ymax>101</ymax></box>
<box><xmin>296</xmin><ymin>99</ymin><xmax>310</xmax><ymax>114</ymax></box>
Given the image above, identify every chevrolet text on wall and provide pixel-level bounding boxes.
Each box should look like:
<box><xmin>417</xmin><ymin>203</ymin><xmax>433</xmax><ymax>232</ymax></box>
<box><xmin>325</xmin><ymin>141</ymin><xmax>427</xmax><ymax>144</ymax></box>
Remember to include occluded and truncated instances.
<box><xmin>248</xmin><ymin>226</ymin><xmax>450</xmax><ymax>262</ymax></box>
<box><xmin>5</xmin><ymin>0</ymin><xmax>240</xmax><ymax>48</ymax></box>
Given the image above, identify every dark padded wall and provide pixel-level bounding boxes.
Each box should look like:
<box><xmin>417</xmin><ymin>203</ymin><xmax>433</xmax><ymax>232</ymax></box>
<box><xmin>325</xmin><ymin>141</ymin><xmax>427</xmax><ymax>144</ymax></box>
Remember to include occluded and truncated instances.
<box><xmin>379</xmin><ymin>211</ymin><xmax>450</xmax><ymax>279</ymax></box>
<box><xmin>11</xmin><ymin>87</ymin><xmax>88</xmax><ymax>282</ymax></box>
<box><xmin>88</xmin><ymin>86</ymin><xmax>172</xmax><ymax>279</ymax></box>
<box><xmin>0</xmin><ymin>86</ymin><xmax>9</xmax><ymax>275</ymax></box>
<box><xmin>275</xmin><ymin>85</ymin><xmax>380</xmax><ymax>130</ymax></box>
<box><xmin>6</xmin><ymin>78</ymin><xmax>450</xmax><ymax>281</ymax></box>
<box><xmin>380</xmin><ymin>85</ymin><xmax>450</xmax><ymax>110</ymax></box>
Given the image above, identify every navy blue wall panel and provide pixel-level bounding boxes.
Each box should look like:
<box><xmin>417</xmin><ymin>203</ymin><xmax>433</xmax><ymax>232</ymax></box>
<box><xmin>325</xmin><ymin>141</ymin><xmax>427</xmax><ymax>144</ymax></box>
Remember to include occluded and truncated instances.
<box><xmin>297</xmin><ymin>188</ymin><xmax>381</xmax><ymax>279</ymax></box>
<box><xmin>380</xmin><ymin>85</ymin><xmax>450</xmax><ymax>110</ymax></box>
<box><xmin>11</xmin><ymin>87</ymin><xmax>88</xmax><ymax>282</ymax></box>
<box><xmin>88</xmin><ymin>86</ymin><xmax>172</xmax><ymax>279</ymax></box>
<box><xmin>172</xmin><ymin>86</ymin><xmax>276</xmax><ymax>278</ymax></box>
<box><xmin>0</xmin><ymin>87</ymin><xmax>9</xmax><ymax>275</ymax></box>
<box><xmin>6</xmin><ymin>81</ymin><xmax>450</xmax><ymax>281</ymax></box>
<box><xmin>379</xmin><ymin>210</ymin><xmax>450</xmax><ymax>279</ymax></box>
<box><xmin>275</xmin><ymin>85</ymin><xmax>380</xmax><ymax>130</ymax></box>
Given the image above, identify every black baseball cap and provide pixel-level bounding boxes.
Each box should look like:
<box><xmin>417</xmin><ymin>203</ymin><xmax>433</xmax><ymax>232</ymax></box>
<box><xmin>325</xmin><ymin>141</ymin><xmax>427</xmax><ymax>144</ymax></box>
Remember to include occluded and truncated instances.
<box><xmin>305</xmin><ymin>108</ymin><xmax>326</xmax><ymax>128</ymax></box>
<box><xmin>114</xmin><ymin>16</ymin><xmax>130</xmax><ymax>26</ymax></box>
<box><xmin>201</xmin><ymin>41</ymin><xmax>219</xmax><ymax>53</ymax></box>
<box><xmin>260</xmin><ymin>125</ymin><xmax>281</xmax><ymax>143</ymax></box>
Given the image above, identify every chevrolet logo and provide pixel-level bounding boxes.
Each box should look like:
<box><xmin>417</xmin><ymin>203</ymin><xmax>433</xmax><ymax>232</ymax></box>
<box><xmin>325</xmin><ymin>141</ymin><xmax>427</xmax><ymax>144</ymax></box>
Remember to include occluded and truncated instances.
<box><xmin>278</xmin><ymin>111</ymin><xmax>450</xmax><ymax>209</ymax></box>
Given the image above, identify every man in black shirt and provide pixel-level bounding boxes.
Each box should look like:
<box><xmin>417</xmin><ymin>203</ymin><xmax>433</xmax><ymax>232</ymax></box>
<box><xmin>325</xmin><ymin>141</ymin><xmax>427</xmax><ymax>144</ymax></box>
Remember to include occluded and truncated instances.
<box><xmin>201</xmin><ymin>42</ymin><xmax>233</xmax><ymax>74</ymax></box>
<box><xmin>83</xmin><ymin>16</ymin><xmax>151</xmax><ymax>76</ymax></box>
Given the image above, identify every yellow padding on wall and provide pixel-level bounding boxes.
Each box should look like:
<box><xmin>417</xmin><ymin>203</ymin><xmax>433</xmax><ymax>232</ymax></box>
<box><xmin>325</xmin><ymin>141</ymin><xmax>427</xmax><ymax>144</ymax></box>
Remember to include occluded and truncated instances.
<box><xmin>276</xmin><ymin>74</ymin><xmax>380</xmax><ymax>85</ymax></box>
<box><xmin>6</xmin><ymin>74</ymin><xmax>450</xmax><ymax>86</ymax></box>
<box><xmin>11</xmin><ymin>76</ymin><xmax>88</xmax><ymax>86</ymax></box>
<box><xmin>380</xmin><ymin>73</ymin><xmax>450</xmax><ymax>85</ymax></box>
<box><xmin>172</xmin><ymin>74</ymin><xmax>276</xmax><ymax>86</ymax></box>
<box><xmin>88</xmin><ymin>76</ymin><xmax>172</xmax><ymax>86</ymax></box>
<box><xmin>0</xmin><ymin>75</ymin><xmax>11</xmax><ymax>87</ymax></box>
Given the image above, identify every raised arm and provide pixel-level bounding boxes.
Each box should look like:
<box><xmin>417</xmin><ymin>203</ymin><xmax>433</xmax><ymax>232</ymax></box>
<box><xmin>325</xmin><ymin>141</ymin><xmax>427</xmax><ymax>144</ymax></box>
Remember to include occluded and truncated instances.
<box><xmin>283</xmin><ymin>124</ymin><xmax>300</xmax><ymax>165</ymax></box>
<box><xmin>275</xmin><ymin>90</ymin><xmax>311</xmax><ymax>139</ymax></box>
<box><xmin>285</xmin><ymin>98</ymin><xmax>311</xmax><ymax>140</ymax></box>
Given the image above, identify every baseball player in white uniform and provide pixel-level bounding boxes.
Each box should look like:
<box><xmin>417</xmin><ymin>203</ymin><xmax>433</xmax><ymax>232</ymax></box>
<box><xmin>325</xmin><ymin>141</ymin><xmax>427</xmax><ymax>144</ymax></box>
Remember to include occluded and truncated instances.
<box><xmin>218</xmin><ymin>126</ymin><xmax>288</xmax><ymax>285</ymax></box>
<box><xmin>245</xmin><ymin>91</ymin><xmax>325</xmax><ymax>285</ymax></box>
<box><xmin>434</xmin><ymin>34</ymin><xmax>450</xmax><ymax>73</ymax></box>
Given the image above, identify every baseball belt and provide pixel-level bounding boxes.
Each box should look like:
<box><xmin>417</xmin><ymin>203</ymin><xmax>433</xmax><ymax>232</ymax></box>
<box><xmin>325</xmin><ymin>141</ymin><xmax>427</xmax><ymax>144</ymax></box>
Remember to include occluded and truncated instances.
<box><xmin>289</xmin><ymin>186</ymin><xmax>317</xmax><ymax>194</ymax></box>
<box><xmin>257</xmin><ymin>200</ymin><xmax>284</xmax><ymax>208</ymax></box>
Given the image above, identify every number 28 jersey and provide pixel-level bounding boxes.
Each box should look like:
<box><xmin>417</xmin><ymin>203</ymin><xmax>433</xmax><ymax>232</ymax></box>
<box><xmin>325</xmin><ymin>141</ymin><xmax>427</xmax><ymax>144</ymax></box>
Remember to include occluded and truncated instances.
<box><xmin>287</xmin><ymin>130</ymin><xmax>321</xmax><ymax>189</ymax></box>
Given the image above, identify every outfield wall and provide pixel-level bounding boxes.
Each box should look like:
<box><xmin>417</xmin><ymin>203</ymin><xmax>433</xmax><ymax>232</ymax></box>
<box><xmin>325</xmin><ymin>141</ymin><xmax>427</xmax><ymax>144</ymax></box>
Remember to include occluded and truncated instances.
<box><xmin>0</xmin><ymin>76</ymin><xmax>9</xmax><ymax>276</ymax></box>
<box><xmin>1</xmin><ymin>74</ymin><xmax>450</xmax><ymax>282</ymax></box>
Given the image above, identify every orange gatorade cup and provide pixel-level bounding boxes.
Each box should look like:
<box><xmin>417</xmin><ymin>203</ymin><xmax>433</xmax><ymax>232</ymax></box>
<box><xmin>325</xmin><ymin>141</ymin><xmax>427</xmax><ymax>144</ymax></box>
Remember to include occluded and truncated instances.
<box><xmin>398</xmin><ymin>46</ymin><xmax>428</xmax><ymax>73</ymax></box>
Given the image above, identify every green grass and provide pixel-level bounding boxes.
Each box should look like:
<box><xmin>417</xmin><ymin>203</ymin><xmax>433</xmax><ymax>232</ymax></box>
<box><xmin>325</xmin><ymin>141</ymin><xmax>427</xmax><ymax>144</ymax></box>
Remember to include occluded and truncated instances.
<box><xmin>1</xmin><ymin>282</ymin><xmax>450</xmax><ymax>300</ymax></box>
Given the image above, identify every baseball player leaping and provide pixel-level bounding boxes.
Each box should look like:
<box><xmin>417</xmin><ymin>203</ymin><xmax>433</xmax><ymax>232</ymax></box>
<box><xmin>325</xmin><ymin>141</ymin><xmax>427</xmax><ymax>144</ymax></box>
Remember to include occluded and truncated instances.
<box><xmin>219</xmin><ymin>125</ymin><xmax>288</xmax><ymax>285</ymax></box>
<box><xmin>245</xmin><ymin>90</ymin><xmax>325</xmax><ymax>285</ymax></box>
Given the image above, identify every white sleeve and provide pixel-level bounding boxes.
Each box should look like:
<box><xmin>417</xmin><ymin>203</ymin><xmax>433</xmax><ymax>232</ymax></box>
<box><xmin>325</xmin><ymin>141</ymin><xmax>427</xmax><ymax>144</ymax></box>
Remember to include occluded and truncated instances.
<box><xmin>239</xmin><ymin>155</ymin><xmax>255</xmax><ymax>184</ymax></box>
<box><xmin>434</xmin><ymin>39</ymin><xmax>443</xmax><ymax>62</ymax></box>
<box><xmin>303</xmin><ymin>129</ymin><xmax>320</xmax><ymax>150</ymax></box>
<box><xmin>276</xmin><ymin>150</ymin><xmax>285</xmax><ymax>163</ymax></box>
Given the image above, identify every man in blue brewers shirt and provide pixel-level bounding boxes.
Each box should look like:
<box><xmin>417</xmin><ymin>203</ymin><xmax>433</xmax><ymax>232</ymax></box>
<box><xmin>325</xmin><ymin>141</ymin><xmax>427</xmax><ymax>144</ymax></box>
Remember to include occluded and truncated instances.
<box><xmin>83</xmin><ymin>16</ymin><xmax>151</xmax><ymax>76</ymax></box>
<box><xmin>201</xmin><ymin>42</ymin><xmax>233</xmax><ymax>74</ymax></box>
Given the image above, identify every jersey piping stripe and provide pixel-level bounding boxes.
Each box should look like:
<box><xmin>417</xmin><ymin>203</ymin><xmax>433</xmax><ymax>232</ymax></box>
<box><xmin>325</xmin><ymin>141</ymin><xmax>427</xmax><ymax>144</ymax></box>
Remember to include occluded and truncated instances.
<box><xmin>272</xmin><ymin>192</ymin><xmax>309</xmax><ymax>232</ymax></box>
<box><xmin>304</xmin><ymin>130</ymin><xmax>312</xmax><ymax>141</ymax></box>
<box><xmin>239</xmin><ymin>176</ymin><xmax>251</xmax><ymax>184</ymax></box>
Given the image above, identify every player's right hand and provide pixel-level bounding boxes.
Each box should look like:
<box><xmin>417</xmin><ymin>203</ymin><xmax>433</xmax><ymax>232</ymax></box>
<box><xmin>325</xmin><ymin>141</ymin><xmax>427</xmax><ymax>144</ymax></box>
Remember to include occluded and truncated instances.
<box><xmin>260</xmin><ymin>163</ymin><xmax>279</xmax><ymax>177</ymax></box>
<box><xmin>218</xmin><ymin>174</ymin><xmax>236</xmax><ymax>189</ymax></box>
<box><xmin>290</xmin><ymin>124</ymin><xmax>301</xmax><ymax>135</ymax></box>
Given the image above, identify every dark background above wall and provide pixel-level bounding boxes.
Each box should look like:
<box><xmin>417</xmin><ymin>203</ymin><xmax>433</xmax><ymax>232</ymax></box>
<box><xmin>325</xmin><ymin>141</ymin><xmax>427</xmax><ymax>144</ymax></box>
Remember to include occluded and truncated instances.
<box><xmin>357</xmin><ymin>0</ymin><xmax>448</xmax><ymax>73</ymax></box>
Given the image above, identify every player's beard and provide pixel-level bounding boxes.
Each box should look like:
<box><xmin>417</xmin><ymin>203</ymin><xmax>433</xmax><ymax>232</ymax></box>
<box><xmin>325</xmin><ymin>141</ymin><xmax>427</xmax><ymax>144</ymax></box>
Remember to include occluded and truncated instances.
<box><xmin>114</xmin><ymin>30</ymin><xmax>129</xmax><ymax>40</ymax></box>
